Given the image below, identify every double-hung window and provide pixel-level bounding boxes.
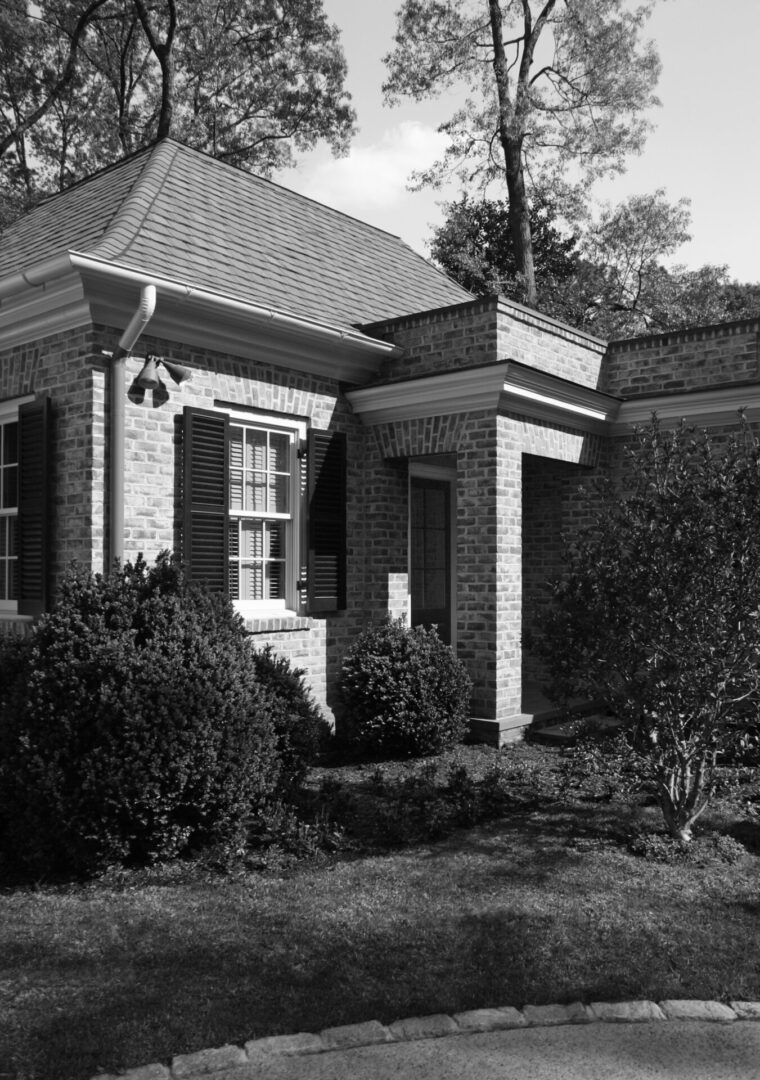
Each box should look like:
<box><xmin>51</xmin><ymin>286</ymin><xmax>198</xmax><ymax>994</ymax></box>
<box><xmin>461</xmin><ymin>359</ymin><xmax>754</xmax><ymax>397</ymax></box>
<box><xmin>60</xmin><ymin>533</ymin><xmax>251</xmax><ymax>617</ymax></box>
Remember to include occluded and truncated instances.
<box><xmin>183</xmin><ymin>405</ymin><xmax>346</xmax><ymax>617</ymax></box>
<box><xmin>228</xmin><ymin>417</ymin><xmax>303</xmax><ymax>614</ymax></box>
<box><xmin>0</xmin><ymin>406</ymin><xmax>18</xmax><ymax>612</ymax></box>
<box><xmin>0</xmin><ymin>395</ymin><xmax>50</xmax><ymax>619</ymax></box>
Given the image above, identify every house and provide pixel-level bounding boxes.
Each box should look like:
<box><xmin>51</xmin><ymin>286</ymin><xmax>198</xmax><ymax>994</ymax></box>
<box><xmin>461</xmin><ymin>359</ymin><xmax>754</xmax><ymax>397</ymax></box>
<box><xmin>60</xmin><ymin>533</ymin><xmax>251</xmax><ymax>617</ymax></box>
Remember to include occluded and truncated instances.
<box><xmin>1</xmin><ymin>138</ymin><xmax>759</xmax><ymax>745</ymax></box>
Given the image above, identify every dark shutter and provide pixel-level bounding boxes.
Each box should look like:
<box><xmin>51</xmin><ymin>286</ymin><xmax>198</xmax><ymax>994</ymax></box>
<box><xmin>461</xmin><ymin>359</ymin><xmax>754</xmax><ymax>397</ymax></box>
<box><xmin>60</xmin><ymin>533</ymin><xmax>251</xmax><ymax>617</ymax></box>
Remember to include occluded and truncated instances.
<box><xmin>307</xmin><ymin>430</ymin><xmax>346</xmax><ymax>613</ymax></box>
<box><xmin>18</xmin><ymin>395</ymin><xmax>51</xmax><ymax>617</ymax></box>
<box><xmin>183</xmin><ymin>407</ymin><xmax>228</xmax><ymax>593</ymax></box>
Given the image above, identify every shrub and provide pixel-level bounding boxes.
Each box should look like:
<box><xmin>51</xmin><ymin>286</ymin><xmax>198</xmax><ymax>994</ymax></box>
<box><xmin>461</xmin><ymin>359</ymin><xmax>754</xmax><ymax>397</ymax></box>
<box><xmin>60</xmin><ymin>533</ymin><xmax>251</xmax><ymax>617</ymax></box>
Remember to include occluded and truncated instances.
<box><xmin>250</xmin><ymin>645</ymin><xmax>332</xmax><ymax>795</ymax></box>
<box><xmin>0</xmin><ymin>554</ymin><xmax>279</xmax><ymax>877</ymax></box>
<box><xmin>339</xmin><ymin>619</ymin><xmax>471</xmax><ymax>757</ymax></box>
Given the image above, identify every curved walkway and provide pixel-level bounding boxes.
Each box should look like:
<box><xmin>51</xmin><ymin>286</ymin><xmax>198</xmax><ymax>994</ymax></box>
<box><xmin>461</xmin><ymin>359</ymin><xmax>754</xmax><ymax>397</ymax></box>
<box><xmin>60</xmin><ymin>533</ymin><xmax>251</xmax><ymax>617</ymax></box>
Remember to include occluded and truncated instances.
<box><xmin>94</xmin><ymin>999</ymin><xmax>760</xmax><ymax>1080</ymax></box>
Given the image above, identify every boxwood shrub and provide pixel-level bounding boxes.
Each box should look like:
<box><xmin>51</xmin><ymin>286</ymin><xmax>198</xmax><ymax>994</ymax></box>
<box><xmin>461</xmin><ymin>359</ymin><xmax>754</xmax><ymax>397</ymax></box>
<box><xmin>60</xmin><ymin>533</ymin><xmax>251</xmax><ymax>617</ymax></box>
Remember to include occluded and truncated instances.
<box><xmin>339</xmin><ymin>618</ymin><xmax>472</xmax><ymax>757</ymax></box>
<box><xmin>0</xmin><ymin>554</ymin><xmax>280</xmax><ymax>877</ymax></box>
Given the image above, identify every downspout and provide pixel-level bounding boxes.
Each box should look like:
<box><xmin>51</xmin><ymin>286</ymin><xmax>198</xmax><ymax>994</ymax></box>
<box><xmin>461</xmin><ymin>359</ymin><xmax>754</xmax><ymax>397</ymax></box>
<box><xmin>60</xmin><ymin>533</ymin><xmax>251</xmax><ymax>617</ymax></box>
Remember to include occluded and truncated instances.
<box><xmin>109</xmin><ymin>284</ymin><xmax>157</xmax><ymax>566</ymax></box>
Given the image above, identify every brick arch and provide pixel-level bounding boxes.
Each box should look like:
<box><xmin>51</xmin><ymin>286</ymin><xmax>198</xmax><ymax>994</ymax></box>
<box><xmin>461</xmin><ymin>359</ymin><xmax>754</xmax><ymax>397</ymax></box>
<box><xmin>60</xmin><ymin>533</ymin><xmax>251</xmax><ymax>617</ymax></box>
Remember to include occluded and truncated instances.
<box><xmin>371</xmin><ymin>412</ymin><xmax>471</xmax><ymax>460</ymax></box>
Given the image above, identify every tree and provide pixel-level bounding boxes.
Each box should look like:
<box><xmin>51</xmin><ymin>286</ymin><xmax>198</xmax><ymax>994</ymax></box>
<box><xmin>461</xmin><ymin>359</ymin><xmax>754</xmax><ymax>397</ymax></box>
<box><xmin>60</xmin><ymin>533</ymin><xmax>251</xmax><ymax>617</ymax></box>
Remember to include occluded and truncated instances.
<box><xmin>533</xmin><ymin>417</ymin><xmax>760</xmax><ymax>841</ymax></box>
<box><xmin>430</xmin><ymin>190</ymin><xmax>760</xmax><ymax>337</ymax></box>
<box><xmin>383</xmin><ymin>0</ymin><xmax>661</xmax><ymax>307</ymax></box>
<box><xmin>430</xmin><ymin>189</ymin><xmax>578</xmax><ymax>299</ymax></box>
<box><xmin>0</xmin><ymin>0</ymin><xmax>355</xmax><ymax>221</ymax></box>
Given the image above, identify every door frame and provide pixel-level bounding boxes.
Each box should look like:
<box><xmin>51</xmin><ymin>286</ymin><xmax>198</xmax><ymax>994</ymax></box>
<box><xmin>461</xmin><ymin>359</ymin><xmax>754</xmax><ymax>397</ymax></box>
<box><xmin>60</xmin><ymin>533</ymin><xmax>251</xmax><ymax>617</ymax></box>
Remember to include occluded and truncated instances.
<box><xmin>408</xmin><ymin>460</ymin><xmax>457</xmax><ymax>648</ymax></box>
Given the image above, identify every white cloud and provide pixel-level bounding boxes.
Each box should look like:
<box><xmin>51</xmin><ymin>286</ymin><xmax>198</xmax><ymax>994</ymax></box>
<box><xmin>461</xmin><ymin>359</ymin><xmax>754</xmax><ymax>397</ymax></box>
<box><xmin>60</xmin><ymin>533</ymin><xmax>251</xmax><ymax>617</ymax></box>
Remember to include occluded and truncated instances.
<box><xmin>291</xmin><ymin>121</ymin><xmax>448</xmax><ymax>213</ymax></box>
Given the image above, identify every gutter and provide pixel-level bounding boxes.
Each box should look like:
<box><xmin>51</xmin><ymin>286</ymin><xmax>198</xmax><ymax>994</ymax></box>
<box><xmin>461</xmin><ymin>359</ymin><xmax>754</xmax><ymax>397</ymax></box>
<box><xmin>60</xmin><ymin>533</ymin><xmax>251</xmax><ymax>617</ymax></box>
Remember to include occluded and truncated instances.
<box><xmin>67</xmin><ymin>252</ymin><xmax>402</xmax><ymax>359</ymax></box>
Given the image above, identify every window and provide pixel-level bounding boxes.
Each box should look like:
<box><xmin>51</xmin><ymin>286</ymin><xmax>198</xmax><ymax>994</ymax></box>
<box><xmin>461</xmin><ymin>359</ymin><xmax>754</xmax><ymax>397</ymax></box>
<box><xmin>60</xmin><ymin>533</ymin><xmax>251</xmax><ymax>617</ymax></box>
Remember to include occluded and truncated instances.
<box><xmin>183</xmin><ymin>406</ymin><xmax>346</xmax><ymax>616</ymax></box>
<box><xmin>0</xmin><ymin>395</ymin><xmax>49</xmax><ymax>619</ymax></box>
<box><xmin>228</xmin><ymin>418</ymin><xmax>302</xmax><ymax>613</ymax></box>
<box><xmin>0</xmin><ymin>411</ymin><xmax>18</xmax><ymax>611</ymax></box>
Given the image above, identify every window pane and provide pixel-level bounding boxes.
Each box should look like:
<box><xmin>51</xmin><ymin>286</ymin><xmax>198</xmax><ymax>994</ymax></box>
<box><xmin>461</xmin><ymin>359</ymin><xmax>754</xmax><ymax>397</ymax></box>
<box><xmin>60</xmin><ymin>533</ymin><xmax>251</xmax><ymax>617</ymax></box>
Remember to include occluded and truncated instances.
<box><xmin>268</xmin><ymin>561</ymin><xmax>285</xmax><ymax>599</ymax></box>
<box><xmin>8</xmin><ymin>557</ymin><xmax>16</xmax><ymax>601</ymax></box>
<box><xmin>3</xmin><ymin>465</ymin><xmax>17</xmax><ymax>509</ymax></box>
<box><xmin>240</xmin><ymin>519</ymin><xmax>262</xmax><ymax>558</ymax></box>
<box><xmin>7</xmin><ymin>517</ymin><xmax>16</xmax><ymax>557</ymax></box>
<box><xmin>0</xmin><ymin>520</ymin><xmax>6</xmax><ymax>558</ymax></box>
<box><xmin>241</xmin><ymin>563</ymin><xmax>263</xmax><ymax>601</ymax></box>
<box><xmin>269</xmin><ymin>432</ymin><xmax>289</xmax><ymax>473</ymax></box>
<box><xmin>250</xmin><ymin>473</ymin><xmax>267</xmax><ymax>512</ymax></box>
<box><xmin>249</xmin><ymin>429</ymin><xmax>266</xmax><ymax>471</ymax></box>
<box><xmin>269</xmin><ymin>473</ymin><xmax>288</xmax><ymax>513</ymax></box>
<box><xmin>3</xmin><ymin>422</ymin><xmax>17</xmax><ymax>466</ymax></box>
<box><xmin>267</xmin><ymin>521</ymin><xmax>284</xmax><ymax>558</ymax></box>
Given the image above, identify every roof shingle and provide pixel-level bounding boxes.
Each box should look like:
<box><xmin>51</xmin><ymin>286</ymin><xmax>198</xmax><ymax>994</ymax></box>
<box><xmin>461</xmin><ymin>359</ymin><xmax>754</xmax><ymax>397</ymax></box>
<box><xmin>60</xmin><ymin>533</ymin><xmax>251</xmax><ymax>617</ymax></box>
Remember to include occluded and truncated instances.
<box><xmin>0</xmin><ymin>140</ymin><xmax>472</xmax><ymax>331</ymax></box>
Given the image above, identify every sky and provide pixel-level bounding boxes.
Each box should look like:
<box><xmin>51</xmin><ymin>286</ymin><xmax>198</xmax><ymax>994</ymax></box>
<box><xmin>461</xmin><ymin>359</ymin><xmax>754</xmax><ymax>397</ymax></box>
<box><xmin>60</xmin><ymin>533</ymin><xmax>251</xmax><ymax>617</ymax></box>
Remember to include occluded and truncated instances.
<box><xmin>286</xmin><ymin>0</ymin><xmax>760</xmax><ymax>282</ymax></box>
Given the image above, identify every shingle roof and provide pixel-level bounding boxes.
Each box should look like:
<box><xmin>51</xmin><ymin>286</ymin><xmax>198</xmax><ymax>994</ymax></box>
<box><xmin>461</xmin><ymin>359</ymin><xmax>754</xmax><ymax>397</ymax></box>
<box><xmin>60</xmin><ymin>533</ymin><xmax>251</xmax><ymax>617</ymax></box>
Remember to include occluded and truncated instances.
<box><xmin>0</xmin><ymin>140</ymin><xmax>472</xmax><ymax>330</ymax></box>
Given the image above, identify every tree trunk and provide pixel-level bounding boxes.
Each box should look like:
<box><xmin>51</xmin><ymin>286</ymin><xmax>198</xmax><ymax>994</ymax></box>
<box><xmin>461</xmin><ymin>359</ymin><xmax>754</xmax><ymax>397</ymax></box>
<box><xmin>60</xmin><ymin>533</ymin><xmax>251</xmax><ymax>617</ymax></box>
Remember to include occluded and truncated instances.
<box><xmin>488</xmin><ymin>0</ymin><xmax>538</xmax><ymax>308</ymax></box>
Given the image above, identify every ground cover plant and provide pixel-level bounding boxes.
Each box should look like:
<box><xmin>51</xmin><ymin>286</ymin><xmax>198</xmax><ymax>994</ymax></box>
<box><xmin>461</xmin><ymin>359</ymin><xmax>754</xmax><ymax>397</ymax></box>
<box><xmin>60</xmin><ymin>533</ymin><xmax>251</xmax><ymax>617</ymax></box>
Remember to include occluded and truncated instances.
<box><xmin>534</xmin><ymin>416</ymin><xmax>760</xmax><ymax>841</ymax></box>
<box><xmin>2</xmin><ymin>736</ymin><xmax>759</xmax><ymax>1080</ymax></box>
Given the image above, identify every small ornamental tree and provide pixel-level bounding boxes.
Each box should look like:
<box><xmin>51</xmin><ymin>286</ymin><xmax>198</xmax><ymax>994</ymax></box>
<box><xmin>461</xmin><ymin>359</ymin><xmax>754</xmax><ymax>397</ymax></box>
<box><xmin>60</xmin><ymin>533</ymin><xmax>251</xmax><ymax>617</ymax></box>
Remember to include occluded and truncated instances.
<box><xmin>534</xmin><ymin>417</ymin><xmax>760</xmax><ymax>841</ymax></box>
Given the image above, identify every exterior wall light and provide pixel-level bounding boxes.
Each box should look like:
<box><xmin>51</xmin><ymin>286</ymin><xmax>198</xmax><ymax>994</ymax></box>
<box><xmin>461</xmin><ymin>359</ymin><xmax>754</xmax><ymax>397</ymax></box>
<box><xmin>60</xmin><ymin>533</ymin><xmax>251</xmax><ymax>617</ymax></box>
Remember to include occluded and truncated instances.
<box><xmin>136</xmin><ymin>354</ymin><xmax>192</xmax><ymax>389</ymax></box>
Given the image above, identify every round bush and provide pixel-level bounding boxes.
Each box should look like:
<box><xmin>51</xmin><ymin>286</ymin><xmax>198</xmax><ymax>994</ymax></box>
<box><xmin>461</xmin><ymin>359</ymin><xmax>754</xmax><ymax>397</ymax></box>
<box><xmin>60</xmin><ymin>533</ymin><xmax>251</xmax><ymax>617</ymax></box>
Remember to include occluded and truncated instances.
<box><xmin>250</xmin><ymin>645</ymin><xmax>332</xmax><ymax>795</ymax></box>
<box><xmin>339</xmin><ymin>619</ymin><xmax>472</xmax><ymax>757</ymax></box>
<box><xmin>0</xmin><ymin>554</ymin><xmax>279</xmax><ymax>876</ymax></box>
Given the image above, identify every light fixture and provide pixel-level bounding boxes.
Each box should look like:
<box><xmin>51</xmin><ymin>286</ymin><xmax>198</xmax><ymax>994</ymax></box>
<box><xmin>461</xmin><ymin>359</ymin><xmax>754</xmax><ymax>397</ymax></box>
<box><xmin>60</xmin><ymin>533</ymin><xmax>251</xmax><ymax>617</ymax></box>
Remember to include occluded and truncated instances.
<box><xmin>135</xmin><ymin>354</ymin><xmax>192</xmax><ymax>389</ymax></box>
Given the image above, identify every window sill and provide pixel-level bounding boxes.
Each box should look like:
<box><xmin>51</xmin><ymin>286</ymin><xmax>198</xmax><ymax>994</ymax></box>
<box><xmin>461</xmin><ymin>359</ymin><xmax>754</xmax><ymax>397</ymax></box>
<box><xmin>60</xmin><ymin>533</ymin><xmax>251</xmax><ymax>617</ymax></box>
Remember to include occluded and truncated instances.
<box><xmin>243</xmin><ymin>614</ymin><xmax>313</xmax><ymax>634</ymax></box>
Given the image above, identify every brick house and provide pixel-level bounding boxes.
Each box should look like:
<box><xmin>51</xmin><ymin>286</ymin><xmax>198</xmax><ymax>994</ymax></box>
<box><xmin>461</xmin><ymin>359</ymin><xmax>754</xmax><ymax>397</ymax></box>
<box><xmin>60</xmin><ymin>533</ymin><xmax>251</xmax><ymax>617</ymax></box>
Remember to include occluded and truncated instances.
<box><xmin>1</xmin><ymin>138</ymin><xmax>759</xmax><ymax>745</ymax></box>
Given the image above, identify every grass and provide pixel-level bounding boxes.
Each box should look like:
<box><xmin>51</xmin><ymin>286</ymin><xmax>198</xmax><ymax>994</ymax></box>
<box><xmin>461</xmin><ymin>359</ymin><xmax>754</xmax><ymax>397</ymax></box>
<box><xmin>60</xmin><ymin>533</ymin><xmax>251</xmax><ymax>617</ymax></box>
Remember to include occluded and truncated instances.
<box><xmin>2</xmin><ymin>741</ymin><xmax>760</xmax><ymax>1080</ymax></box>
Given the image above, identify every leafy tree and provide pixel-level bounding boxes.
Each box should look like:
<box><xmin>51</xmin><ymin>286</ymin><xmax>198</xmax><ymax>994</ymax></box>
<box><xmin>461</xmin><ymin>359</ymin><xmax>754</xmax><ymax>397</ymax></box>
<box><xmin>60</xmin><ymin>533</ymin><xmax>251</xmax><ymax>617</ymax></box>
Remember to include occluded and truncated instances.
<box><xmin>533</xmin><ymin>417</ymin><xmax>760</xmax><ymax>841</ymax></box>
<box><xmin>383</xmin><ymin>0</ymin><xmax>661</xmax><ymax>307</ymax></box>
<box><xmin>0</xmin><ymin>0</ymin><xmax>355</xmax><ymax>222</ymax></box>
<box><xmin>431</xmin><ymin>189</ymin><xmax>760</xmax><ymax>336</ymax></box>
<box><xmin>430</xmin><ymin>190</ymin><xmax>578</xmax><ymax>300</ymax></box>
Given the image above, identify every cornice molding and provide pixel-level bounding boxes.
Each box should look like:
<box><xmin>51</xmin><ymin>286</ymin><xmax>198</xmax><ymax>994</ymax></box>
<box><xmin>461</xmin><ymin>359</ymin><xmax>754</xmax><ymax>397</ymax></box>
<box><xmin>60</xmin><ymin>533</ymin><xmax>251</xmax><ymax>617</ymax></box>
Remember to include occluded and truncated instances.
<box><xmin>0</xmin><ymin>253</ymin><xmax>401</xmax><ymax>381</ymax></box>
<box><xmin>614</xmin><ymin>384</ymin><xmax>760</xmax><ymax>432</ymax></box>
<box><xmin>347</xmin><ymin>360</ymin><xmax>619</xmax><ymax>432</ymax></box>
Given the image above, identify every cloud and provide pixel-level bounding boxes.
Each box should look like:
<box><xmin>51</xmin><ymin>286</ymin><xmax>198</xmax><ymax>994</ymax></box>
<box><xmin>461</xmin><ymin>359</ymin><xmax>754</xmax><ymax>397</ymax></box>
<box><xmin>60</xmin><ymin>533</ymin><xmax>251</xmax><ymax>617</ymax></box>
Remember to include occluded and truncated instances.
<box><xmin>290</xmin><ymin>121</ymin><xmax>449</xmax><ymax>214</ymax></box>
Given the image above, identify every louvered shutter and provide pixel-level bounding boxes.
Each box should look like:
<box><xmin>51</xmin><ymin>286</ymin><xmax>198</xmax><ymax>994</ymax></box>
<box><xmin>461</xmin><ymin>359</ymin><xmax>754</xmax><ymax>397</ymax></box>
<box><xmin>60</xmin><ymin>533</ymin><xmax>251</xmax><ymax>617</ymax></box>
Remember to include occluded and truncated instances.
<box><xmin>307</xmin><ymin>430</ymin><xmax>346</xmax><ymax>613</ymax></box>
<box><xmin>183</xmin><ymin>407</ymin><xmax>228</xmax><ymax>593</ymax></box>
<box><xmin>18</xmin><ymin>396</ymin><xmax>51</xmax><ymax>617</ymax></box>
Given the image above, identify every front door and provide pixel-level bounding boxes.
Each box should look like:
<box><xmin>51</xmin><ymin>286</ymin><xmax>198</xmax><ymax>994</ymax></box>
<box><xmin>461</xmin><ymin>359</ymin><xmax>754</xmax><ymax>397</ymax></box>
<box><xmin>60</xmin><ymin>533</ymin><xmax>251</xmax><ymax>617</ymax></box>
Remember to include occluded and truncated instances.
<box><xmin>410</xmin><ymin>475</ymin><xmax>453</xmax><ymax>645</ymax></box>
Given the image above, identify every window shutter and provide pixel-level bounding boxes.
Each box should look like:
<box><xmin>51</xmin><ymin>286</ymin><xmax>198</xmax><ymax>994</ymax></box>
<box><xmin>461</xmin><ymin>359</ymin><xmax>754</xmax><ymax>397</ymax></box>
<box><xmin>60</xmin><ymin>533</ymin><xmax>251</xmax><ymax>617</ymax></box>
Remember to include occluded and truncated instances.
<box><xmin>307</xmin><ymin>430</ymin><xmax>346</xmax><ymax>613</ymax></box>
<box><xmin>18</xmin><ymin>395</ymin><xmax>51</xmax><ymax>617</ymax></box>
<box><xmin>183</xmin><ymin>407</ymin><xmax>228</xmax><ymax>593</ymax></box>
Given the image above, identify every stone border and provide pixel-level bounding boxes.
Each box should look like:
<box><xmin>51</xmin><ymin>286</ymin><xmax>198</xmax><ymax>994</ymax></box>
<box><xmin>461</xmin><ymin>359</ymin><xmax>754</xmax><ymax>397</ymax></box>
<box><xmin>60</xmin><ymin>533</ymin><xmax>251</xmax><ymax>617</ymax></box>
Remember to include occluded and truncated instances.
<box><xmin>92</xmin><ymin>999</ymin><xmax>760</xmax><ymax>1080</ymax></box>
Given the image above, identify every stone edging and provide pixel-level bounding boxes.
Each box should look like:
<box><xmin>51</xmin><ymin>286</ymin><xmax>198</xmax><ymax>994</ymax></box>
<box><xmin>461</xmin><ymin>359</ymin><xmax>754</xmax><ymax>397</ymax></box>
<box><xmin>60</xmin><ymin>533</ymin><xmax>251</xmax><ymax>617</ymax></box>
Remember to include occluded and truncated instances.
<box><xmin>92</xmin><ymin>999</ymin><xmax>760</xmax><ymax>1080</ymax></box>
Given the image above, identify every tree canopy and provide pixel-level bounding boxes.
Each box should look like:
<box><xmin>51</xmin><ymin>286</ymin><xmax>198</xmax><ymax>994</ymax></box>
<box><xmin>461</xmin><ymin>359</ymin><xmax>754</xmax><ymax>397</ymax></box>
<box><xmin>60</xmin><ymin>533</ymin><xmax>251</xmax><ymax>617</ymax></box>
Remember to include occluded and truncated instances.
<box><xmin>0</xmin><ymin>0</ymin><xmax>355</xmax><ymax>220</ymax></box>
<box><xmin>431</xmin><ymin>191</ymin><xmax>760</xmax><ymax>337</ymax></box>
<box><xmin>383</xmin><ymin>0</ymin><xmax>661</xmax><ymax>307</ymax></box>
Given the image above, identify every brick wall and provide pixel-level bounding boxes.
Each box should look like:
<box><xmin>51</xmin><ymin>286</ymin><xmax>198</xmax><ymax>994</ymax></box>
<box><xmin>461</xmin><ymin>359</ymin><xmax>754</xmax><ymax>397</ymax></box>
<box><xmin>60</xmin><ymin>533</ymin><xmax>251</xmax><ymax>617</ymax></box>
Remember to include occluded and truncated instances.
<box><xmin>604</xmin><ymin>318</ymin><xmax>760</xmax><ymax>398</ymax></box>
<box><xmin>368</xmin><ymin>295</ymin><xmax>607</xmax><ymax>390</ymax></box>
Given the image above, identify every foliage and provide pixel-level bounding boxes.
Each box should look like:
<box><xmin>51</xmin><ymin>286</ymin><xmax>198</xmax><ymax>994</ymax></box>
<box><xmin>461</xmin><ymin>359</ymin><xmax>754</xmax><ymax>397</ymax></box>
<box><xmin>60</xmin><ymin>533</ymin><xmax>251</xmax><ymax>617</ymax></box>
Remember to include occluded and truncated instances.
<box><xmin>0</xmin><ymin>0</ymin><xmax>355</xmax><ymax>220</ymax></box>
<box><xmin>384</xmin><ymin>0</ymin><xmax>661</xmax><ymax>305</ymax></box>
<box><xmin>430</xmin><ymin>189</ymin><xmax>760</xmax><ymax>337</ymax></box>
<box><xmin>0</xmin><ymin>553</ymin><xmax>280</xmax><ymax>876</ymax></box>
<box><xmin>339</xmin><ymin>618</ymin><xmax>471</xmax><ymax>757</ymax></box>
<box><xmin>533</xmin><ymin>417</ymin><xmax>760</xmax><ymax>841</ymax></box>
<box><xmin>430</xmin><ymin>190</ymin><xmax>579</xmax><ymax>300</ymax></box>
<box><xmin>250</xmin><ymin>644</ymin><xmax>332</xmax><ymax>796</ymax></box>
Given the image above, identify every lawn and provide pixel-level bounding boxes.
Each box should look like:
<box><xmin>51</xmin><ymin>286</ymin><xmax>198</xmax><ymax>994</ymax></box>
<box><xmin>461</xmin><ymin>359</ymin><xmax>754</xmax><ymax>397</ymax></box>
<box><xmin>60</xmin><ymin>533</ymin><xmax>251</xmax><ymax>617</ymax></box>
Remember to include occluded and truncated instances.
<box><xmin>2</xmin><ymin>741</ymin><xmax>759</xmax><ymax>1080</ymax></box>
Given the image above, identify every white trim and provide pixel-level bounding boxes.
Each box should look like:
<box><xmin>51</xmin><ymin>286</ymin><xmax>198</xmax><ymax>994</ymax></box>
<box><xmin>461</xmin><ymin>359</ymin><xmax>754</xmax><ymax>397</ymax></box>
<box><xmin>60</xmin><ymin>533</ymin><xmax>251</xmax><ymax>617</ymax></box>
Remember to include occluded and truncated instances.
<box><xmin>346</xmin><ymin>361</ymin><xmax>619</xmax><ymax>433</ymax></box>
<box><xmin>224</xmin><ymin>409</ymin><xmax>306</xmax><ymax>619</ymax></box>
<box><xmin>613</xmin><ymin>384</ymin><xmax>760</xmax><ymax>432</ymax></box>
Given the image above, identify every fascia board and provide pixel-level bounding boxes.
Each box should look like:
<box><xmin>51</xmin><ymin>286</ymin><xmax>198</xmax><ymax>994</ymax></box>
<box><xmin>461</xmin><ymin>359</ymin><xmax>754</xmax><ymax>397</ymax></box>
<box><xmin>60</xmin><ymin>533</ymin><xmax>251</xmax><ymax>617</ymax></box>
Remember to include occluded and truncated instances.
<box><xmin>0</xmin><ymin>272</ymin><xmax>92</xmax><ymax>351</ymax></box>
<box><xmin>346</xmin><ymin>363</ymin><xmax>510</xmax><ymax>423</ymax></box>
<box><xmin>613</xmin><ymin>385</ymin><xmax>760</xmax><ymax>433</ymax></box>
<box><xmin>70</xmin><ymin>253</ymin><xmax>400</xmax><ymax>380</ymax></box>
<box><xmin>347</xmin><ymin>360</ymin><xmax>620</xmax><ymax>431</ymax></box>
